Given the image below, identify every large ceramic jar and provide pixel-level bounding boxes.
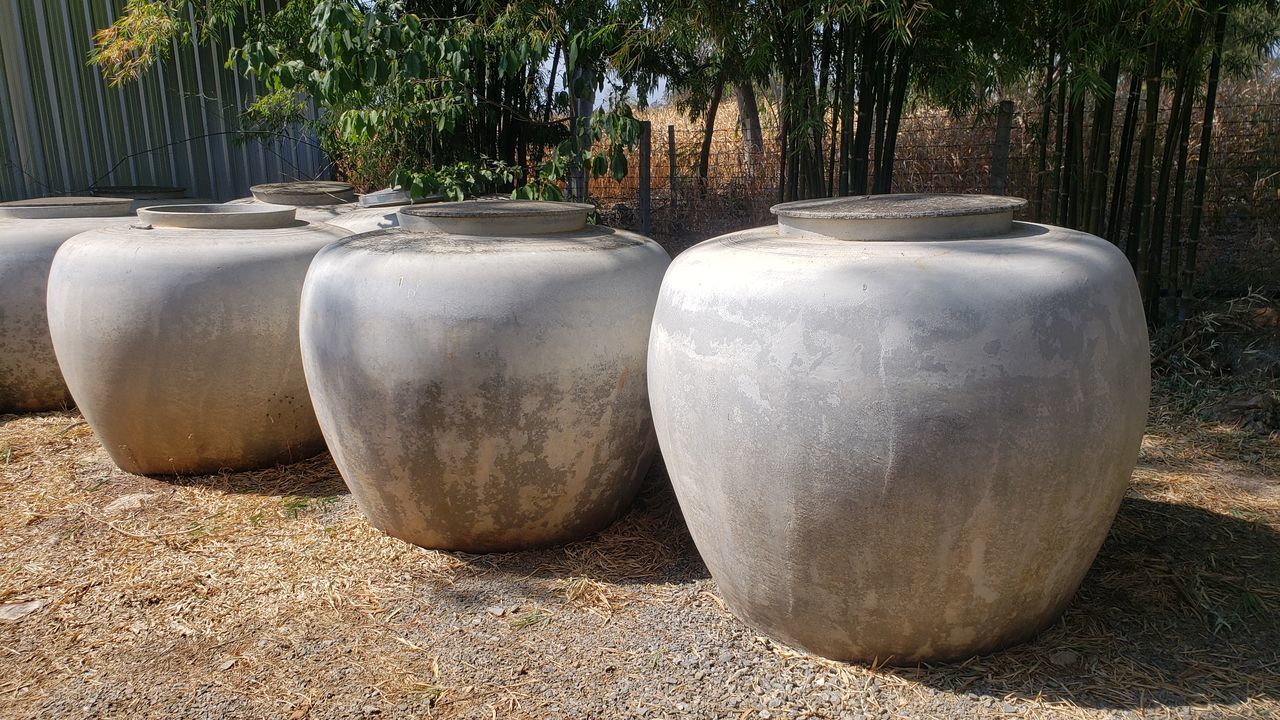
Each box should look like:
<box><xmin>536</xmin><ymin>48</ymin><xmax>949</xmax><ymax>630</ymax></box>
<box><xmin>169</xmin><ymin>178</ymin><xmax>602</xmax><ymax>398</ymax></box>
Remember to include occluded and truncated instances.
<box><xmin>46</xmin><ymin>204</ymin><xmax>349</xmax><ymax>474</ymax></box>
<box><xmin>648</xmin><ymin>194</ymin><xmax>1149</xmax><ymax>664</ymax></box>
<box><xmin>300</xmin><ymin>200</ymin><xmax>671</xmax><ymax>551</ymax></box>
<box><xmin>227</xmin><ymin>180</ymin><xmax>422</xmax><ymax>230</ymax></box>
<box><xmin>229</xmin><ymin>181</ymin><xmax>412</xmax><ymax>233</ymax></box>
<box><xmin>0</xmin><ymin>197</ymin><xmax>134</xmax><ymax>413</ymax></box>
<box><xmin>90</xmin><ymin>185</ymin><xmax>205</xmax><ymax>211</ymax></box>
<box><xmin>229</xmin><ymin>181</ymin><xmax>362</xmax><ymax>225</ymax></box>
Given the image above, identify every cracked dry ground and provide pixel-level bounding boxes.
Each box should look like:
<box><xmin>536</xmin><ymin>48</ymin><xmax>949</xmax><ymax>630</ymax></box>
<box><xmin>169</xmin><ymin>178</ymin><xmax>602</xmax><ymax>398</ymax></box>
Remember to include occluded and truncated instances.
<box><xmin>1</xmin><ymin>381</ymin><xmax>1277</xmax><ymax>719</ymax></box>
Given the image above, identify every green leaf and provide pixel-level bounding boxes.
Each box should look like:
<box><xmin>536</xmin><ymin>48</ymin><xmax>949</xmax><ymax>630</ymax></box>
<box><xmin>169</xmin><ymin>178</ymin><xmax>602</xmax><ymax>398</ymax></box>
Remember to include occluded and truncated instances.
<box><xmin>610</xmin><ymin>148</ymin><xmax>627</xmax><ymax>182</ymax></box>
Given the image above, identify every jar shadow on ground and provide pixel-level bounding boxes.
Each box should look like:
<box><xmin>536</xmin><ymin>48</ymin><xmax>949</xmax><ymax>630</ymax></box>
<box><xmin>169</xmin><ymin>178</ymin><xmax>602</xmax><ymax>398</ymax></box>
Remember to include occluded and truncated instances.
<box><xmin>434</xmin><ymin>457</ymin><xmax>712</xmax><ymax>587</ymax></box>
<box><xmin>410</xmin><ymin>461</ymin><xmax>1280</xmax><ymax>712</ymax></box>
<box><xmin>156</xmin><ymin>452</ymin><xmax>350</xmax><ymax>499</ymax></box>
<box><xmin>156</xmin><ymin>448</ymin><xmax>711</xmax><ymax>586</ymax></box>
<box><xmin>898</xmin><ymin>495</ymin><xmax>1280</xmax><ymax>710</ymax></box>
<box><xmin>99</xmin><ymin>431</ymin><xmax>1278</xmax><ymax>711</ymax></box>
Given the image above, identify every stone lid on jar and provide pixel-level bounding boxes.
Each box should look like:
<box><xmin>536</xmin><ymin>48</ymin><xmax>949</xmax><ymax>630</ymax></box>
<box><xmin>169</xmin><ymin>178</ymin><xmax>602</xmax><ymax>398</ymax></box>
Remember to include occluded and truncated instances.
<box><xmin>90</xmin><ymin>185</ymin><xmax>187</xmax><ymax>200</ymax></box>
<box><xmin>398</xmin><ymin>200</ymin><xmax>594</xmax><ymax>235</ymax></box>
<box><xmin>0</xmin><ymin>196</ymin><xmax>134</xmax><ymax>220</ymax></box>
<box><xmin>136</xmin><ymin>203</ymin><xmax>298</xmax><ymax>230</ymax></box>
<box><xmin>249</xmin><ymin>181</ymin><xmax>356</xmax><ymax>206</ymax></box>
<box><xmin>771</xmin><ymin>193</ymin><xmax>1028</xmax><ymax>240</ymax></box>
<box><xmin>359</xmin><ymin>188</ymin><xmax>414</xmax><ymax>208</ymax></box>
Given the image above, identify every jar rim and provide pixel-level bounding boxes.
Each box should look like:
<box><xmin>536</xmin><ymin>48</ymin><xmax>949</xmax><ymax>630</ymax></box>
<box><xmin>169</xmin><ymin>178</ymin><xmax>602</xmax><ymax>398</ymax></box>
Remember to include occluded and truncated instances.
<box><xmin>90</xmin><ymin>185</ymin><xmax>187</xmax><ymax>199</ymax></box>
<box><xmin>772</xmin><ymin>193</ymin><xmax>1027</xmax><ymax>221</ymax></box>
<box><xmin>136</xmin><ymin>203</ymin><xmax>298</xmax><ymax>229</ymax></box>
<box><xmin>398</xmin><ymin>199</ymin><xmax>593</xmax><ymax>235</ymax></box>
<box><xmin>0</xmin><ymin>196</ymin><xmax>133</xmax><ymax>219</ymax></box>
<box><xmin>249</xmin><ymin>181</ymin><xmax>356</xmax><ymax>206</ymax></box>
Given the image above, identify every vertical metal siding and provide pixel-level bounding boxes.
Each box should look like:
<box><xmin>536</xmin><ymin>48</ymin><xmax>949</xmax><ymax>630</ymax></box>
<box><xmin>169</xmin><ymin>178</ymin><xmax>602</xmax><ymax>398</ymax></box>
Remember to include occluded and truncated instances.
<box><xmin>0</xmin><ymin>0</ymin><xmax>328</xmax><ymax>201</ymax></box>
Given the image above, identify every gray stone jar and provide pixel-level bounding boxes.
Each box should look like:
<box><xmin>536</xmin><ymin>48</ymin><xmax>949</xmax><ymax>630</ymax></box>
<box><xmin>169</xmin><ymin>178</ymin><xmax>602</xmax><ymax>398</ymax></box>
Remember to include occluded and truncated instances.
<box><xmin>0</xmin><ymin>197</ymin><xmax>134</xmax><ymax>413</ymax></box>
<box><xmin>46</xmin><ymin>204</ymin><xmax>349</xmax><ymax>474</ymax></box>
<box><xmin>229</xmin><ymin>181</ymin><xmax>411</xmax><ymax>233</ymax></box>
<box><xmin>647</xmin><ymin>194</ymin><xmax>1149</xmax><ymax>664</ymax></box>
<box><xmin>299</xmin><ymin>200</ymin><xmax>671</xmax><ymax>552</ymax></box>
<box><xmin>89</xmin><ymin>185</ymin><xmax>207</xmax><ymax>212</ymax></box>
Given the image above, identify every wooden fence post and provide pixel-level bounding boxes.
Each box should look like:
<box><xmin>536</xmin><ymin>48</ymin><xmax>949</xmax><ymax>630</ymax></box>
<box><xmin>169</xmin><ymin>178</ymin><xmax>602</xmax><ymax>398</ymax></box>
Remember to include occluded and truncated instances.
<box><xmin>668</xmin><ymin>124</ymin><xmax>678</xmax><ymax>218</ymax></box>
<box><xmin>638</xmin><ymin>121</ymin><xmax>652</xmax><ymax>235</ymax></box>
<box><xmin>989</xmin><ymin>100</ymin><xmax>1015</xmax><ymax>195</ymax></box>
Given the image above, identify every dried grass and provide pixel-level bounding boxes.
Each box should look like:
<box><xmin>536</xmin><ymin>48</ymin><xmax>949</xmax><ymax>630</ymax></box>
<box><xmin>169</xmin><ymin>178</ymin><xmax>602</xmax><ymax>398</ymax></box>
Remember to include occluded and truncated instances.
<box><xmin>1</xmin><ymin>332</ymin><xmax>1278</xmax><ymax>718</ymax></box>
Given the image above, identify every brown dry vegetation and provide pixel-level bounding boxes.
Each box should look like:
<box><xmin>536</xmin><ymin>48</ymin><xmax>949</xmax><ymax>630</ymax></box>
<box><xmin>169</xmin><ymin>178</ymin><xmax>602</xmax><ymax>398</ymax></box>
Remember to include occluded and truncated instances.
<box><xmin>1</xmin><ymin>330</ymin><xmax>1278</xmax><ymax>718</ymax></box>
<box><xmin>598</xmin><ymin>71</ymin><xmax>1279</xmax><ymax>289</ymax></box>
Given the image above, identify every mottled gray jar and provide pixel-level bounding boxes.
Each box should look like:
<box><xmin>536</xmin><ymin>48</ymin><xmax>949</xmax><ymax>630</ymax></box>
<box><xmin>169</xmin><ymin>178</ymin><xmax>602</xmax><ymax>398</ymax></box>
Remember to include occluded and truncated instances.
<box><xmin>46</xmin><ymin>204</ymin><xmax>349</xmax><ymax>474</ymax></box>
<box><xmin>0</xmin><ymin>197</ymin><xmax>134</xmax><ymax>413</ymax></box>
<box><xmin>300</xmin><ymin>200</ymin><xmax>671</xmax><ymax>552</ymax></box>
<box><xmin>647</xmin><ymin>194</ymin><xmax>1150</xmax><ymax>664</ymax></box>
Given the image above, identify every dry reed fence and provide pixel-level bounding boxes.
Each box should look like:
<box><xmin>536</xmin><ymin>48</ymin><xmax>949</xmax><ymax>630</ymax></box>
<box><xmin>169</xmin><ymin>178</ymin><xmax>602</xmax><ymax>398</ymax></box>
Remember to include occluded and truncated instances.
<box><xmin>592</xmin><ymin>82</ymin><xmax>1280</xmax><ymax>290</ymax></box>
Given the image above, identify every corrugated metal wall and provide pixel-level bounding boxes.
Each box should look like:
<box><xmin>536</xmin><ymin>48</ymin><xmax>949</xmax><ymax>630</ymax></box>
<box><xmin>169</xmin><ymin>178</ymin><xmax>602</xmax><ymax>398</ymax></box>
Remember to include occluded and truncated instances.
<box><xmin>0</xmin><ymin>0</ymin><xmax>329</xmax><ymax>202</ymax></box>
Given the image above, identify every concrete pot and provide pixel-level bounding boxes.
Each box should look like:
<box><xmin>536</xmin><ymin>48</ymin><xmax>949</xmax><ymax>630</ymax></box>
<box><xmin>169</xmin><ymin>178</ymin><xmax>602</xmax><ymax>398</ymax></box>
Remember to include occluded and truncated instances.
<box><xmin>0</xmin><ymin>197</ymin><xmax>134</xmax><ymax>413</ymax></box>
<box><xmin>300</xmin><ymin>200</ymin><xmax>671</xmax><ymax>551</ymax></box>
<box><xmin>229</xmin><ymin>182</ymin><xmax>432</xmax><ymax>233</ymax></box>
<box><xmin>89</xmin><ymin>185</ymin><xmax>207</xmax><ymax>211</ymax></box>
<box><xmin>46</xmin><ymin>204</ymin><xmax>349</xmax><ymax>474</ymax></box>
<box><xmin>648</xmin><ymin>194</ymin><xmax>1150</xmax><ymax>664</ymax></box>
<box><xmin>229</xmin><ymin>181</ymin><xmax>361</xmax><ymax>226</ymax></box>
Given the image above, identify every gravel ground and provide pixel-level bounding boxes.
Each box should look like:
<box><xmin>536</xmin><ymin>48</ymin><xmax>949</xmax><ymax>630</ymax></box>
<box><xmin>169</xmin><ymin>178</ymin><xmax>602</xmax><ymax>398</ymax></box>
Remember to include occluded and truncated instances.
<box><xmin>1</xmin><ymin>379</ymin><xmax>1278</xmax><ymax>719</ymax></box>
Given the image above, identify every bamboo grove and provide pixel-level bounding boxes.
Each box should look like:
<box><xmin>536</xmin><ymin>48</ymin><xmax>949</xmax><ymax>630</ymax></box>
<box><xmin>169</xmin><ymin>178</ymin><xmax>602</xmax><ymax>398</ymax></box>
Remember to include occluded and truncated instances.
<box><xmin>91</xmin><ymin>0</ymin><xmax>1280</xmax><ymax>323</ymax></box>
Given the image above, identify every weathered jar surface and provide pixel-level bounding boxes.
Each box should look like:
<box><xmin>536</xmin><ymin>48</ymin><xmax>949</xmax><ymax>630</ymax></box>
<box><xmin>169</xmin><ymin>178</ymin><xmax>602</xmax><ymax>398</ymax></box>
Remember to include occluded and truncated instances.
<box><xmin>647</xmin><ymin>194</ymin><xmax>1150</xmax><ymax>664</ymax></box>
<box><xmin>0</xmin><ymin>197</ymin><xmax>134</xmax><ymax>413</ymax></box>
<box><xmin>300</xmin><ymin>200</ymin><xmax>671</xmax><ymax>552</ymax></box>
<box><xmin>46</xmin><ymin>204</ymin><xmax>348</xmax><ymax>474</ymax></box>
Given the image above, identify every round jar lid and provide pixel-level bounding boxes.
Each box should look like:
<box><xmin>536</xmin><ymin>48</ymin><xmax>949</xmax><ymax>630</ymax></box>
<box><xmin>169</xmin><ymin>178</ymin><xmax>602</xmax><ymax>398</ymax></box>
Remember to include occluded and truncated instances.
<box><xmin>0</xmin><ymin>196</ymin><xmax>134</xmax><ymax>219</ymax></box>
<box><xmin>90</xmin><ymin>185</ymin><xmax>187</xmax><ymax>200</ymax></box>
<box><xmin>771</xmin><ymin>193</ymin><xmax>1028</xmax><ymax>240</ymax></box>
<box><xmin>398</xmin><ymin>200</ymin><xmax>594</xmax><ymax>235</ymax></box>
<box><xmin>136</xmin><ymin>203</ymin><xmax>298</xmax><ymax>229</ymax></box>
<box><xmin>249</xmin><ymin>181</ymin><xmax>356</xmax><ymax>206</ymax></box>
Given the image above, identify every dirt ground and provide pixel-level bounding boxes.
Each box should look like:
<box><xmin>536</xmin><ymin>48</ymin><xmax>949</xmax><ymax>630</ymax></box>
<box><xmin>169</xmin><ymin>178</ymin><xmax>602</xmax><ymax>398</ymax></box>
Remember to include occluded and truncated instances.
<box><xmin>1</xmin><ymin>371</ymin><xmax>1277</xmax><ymax>719</ymax></box>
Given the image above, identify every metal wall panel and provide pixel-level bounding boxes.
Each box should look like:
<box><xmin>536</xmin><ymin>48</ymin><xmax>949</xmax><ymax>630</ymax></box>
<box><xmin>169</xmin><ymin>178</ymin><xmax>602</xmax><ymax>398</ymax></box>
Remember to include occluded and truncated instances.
<box><xmin>0</xmin><ymin>0</ymin><xmax>328</xmax><ymax>201</ymax></box>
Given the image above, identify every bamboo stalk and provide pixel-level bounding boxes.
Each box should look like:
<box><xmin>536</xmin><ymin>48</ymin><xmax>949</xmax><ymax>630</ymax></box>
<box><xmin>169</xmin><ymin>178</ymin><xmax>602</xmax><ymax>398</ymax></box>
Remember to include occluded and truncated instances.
<box><xmin>877</xmin><ymin>43</ymin><xmax>912</xmax><ymax>195</ymax></box>
<box><xmin>1127</xmin><ymin>38</ymin><xmax>1162</xmax><ymax>273</ymax></box>
<box><xmin>1145</xmin><ymin>27</ymin><xmax>1200</xmax><ymax>320</ymax></box>
<box><xmin>1166</xmin><ymin>57</ymin><xmax>1203</xmax><ymax>310</ymax></box>
<box><xmin>1181</xmin><ymin>4</ymin><xmax>1228</xmax><ymax>318</ymax></box>
<box><xmin>838</xmin><ymin>21</ymin><xmax>855</xmax><ymax>195</ymax></box>
<box><xmin>871</xmin><ymin>43</ymin><xmax>896</xmax><ymax>193</ymax></box>
<box><xmin>1107</xmin><ymin>72</ymin><xmax>1142</xmax><ymax>242</ymax></box>
<box><xmin>851</xmin><ymin>21</ymin><xmax>877</xmax><ymax>195</ymax></box>
<box><xmin>1033</xmin><ymin>47</ymin><xmax>1057</xmax><ymax>221</ymax></box>
<box><xmin>1084</xmin><ymin>60</ymin><xmax>1120</xmax><ymax>235</ymax></box>
<box><xmin>1050</xmin><ymin>69</ymin><xmax>1068</xmax><ymax>222</ymax></box>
